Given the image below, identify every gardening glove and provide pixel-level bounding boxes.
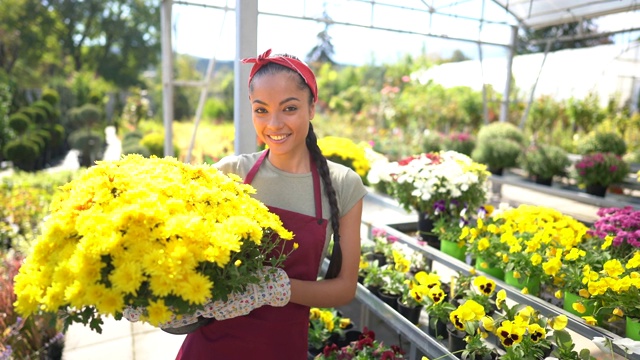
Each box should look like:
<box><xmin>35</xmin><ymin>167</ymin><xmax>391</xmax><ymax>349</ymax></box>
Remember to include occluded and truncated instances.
<box><xmin>122</xmin><ymin>266</ymin><xmax>290</xmax><ymax>327</ymax></box>
<box><xmin>206</xmin><ymin>266</ymin><xmax>291</xmax><ymax>320</ymax></box>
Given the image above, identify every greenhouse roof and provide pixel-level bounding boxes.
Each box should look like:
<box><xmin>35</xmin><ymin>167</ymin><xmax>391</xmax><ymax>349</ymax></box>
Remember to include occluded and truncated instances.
<box><xmin>491</xmin><ymin>0</ymin><xmax>640</xmax><ymax>30</ymax></box>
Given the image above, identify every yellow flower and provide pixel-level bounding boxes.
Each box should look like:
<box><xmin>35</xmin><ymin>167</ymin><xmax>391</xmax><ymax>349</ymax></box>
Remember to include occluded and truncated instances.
<box><xmin>551</xmin><ymin>315</ymin><xmax>568</xmax><ymax>330</ymax></box>
<box><xmin>626</xmin><ymin>251</ymin><xmax>640</xmax><ymax>269</ymax></box>
<box><xmin>603</xmin><ymin>259</ymin><xmax>625</xmax><ymax>278</ymax></box>
<box><xmin>12</xmin><ymin>155</ymin><xmax>294</xmax><ymax>331</ymax></box>
<box><xmin>496</xmin><ymin>289</ymin><xmax>507</xmax><ymax>308</ymax></box>
<box><xmin>554</xmin><ymin>290</ymin><xmax>563</xmax><ymax>299</ymax></box>
<box><xmin>572</xmin><ymin>302</ymin><xmax>586</xmax><ymax>314</ymax></box>
<box><xmin>613</xmin><ymin>308</ymin><xmax>624</xmax><ymax>317</ymax></box>
<box><xmin>146</xmin><ymin>299</ymin><xmax>173</xmax><ymax>326</ymax></box>
<box><xmin>527</xmin><ymin>323</ymin><xmax>546</xmax><ymax>343</ymax></box>
<box><xmin>578</xmin><ymin>289</ymin><xmax>590</xmax><ymax>298</ymax></box>
<box><xmin>481</xmin><ymin>316</ymin><xmax>495</xmax><ymax>332</ymax></box>
<box><xmin>339</xmin><ymin>318</ymin><xmax>351</xmax><ymax>329</ymax></box>
<box><xmin>601</xmin><ymin>235</ymin><xmax>613</xmax><ymax>250</ymax></box>
<box><xmin>512</xmin><ymin>271</ymin><xmax>521</xmax><ymax>279</ymax></box>
<box><xmin>582</xmin><ymin>316</ymin><xmax>598</xmax><ymax>326</ymax></box>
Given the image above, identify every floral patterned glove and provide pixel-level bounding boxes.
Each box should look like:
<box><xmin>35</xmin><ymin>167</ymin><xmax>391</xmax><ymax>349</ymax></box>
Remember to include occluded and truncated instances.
<box><xmin>207</xmin><ymin>266</ymin><xmax>291</xmax><ymax>320</ymax></box>
<box><xmin>122</xmin><ymin>266</ymin><xmax>290</xmax><ymax>329</ymax></box>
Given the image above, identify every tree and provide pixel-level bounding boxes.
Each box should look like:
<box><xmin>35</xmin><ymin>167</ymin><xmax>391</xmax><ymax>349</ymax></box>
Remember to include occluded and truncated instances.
<box><xmin>517</xmin><ymin>20</ymin><xmax>613</xmax><ymax>55</ymax></box>
<box><xmin>47</xmin><ymin>0</ymin><xmax>161</xmax><ymax>87</ymax></box>
<box><xmin>0</xmin><ymin>0</ymin><xmax>59</xmax><ymax>79</ymax></box>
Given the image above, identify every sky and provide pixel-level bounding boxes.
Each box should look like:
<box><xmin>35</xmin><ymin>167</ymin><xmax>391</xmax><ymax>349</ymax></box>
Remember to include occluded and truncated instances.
<box><xmin>171</xmin><ymin>0</ymin><xmax>640</xmax><ymax>66</ymax></box>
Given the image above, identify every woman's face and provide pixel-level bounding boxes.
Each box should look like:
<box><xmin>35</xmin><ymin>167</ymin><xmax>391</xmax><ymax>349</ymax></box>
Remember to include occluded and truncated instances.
<box><xmin>249</xmin><ymin>72</ymin><xmax>315</xmax><ymax>157</ymax></box>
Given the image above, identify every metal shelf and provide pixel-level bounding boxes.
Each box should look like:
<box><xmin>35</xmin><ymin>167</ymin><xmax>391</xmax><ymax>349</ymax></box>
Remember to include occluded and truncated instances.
<box><xmin>359</xmin><ymin>220</ymin><xmax>640</xmax><ymax>360</ymax></box>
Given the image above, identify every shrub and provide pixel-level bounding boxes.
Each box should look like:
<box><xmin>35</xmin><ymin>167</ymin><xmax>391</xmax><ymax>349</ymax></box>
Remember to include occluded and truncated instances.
<box><xmin>575</xmin><ymin>131</ymin><xmax>626</xmax><ymax>156</ymax></box>
<box><xmin>140</xmin><ymin>132</ymin><xmax>165</xmax><ymax>157</ymax></box>
<box><xmin>8</xmin><ymin>113</ymin><xmax>31</xmax><ymax>135</ymax></box>
<box><xmin>573</xmin><ymin>152</ymin><xmax>630</xmax><ymax>187</ymax></box>
<box><xmin>422</xmin><ymin>130</ymin><xmax>443</xmax><ymax>153</ymax></box>
<box><xmin>443</xmin><ymin>132</ymin><xmax>475</xmax><ymax>156</ymax></box>
<box><xmin>2</xmin><ymin>139</ymin><xmax>40</xmax><ymax>171</ymax></box>
<box><xmin>472</xmin><ymin>122</ymin><xmax>524</xmax><ymax>171</ymax></box>
<box><xmin>520</xmin><ymin>144</ymin><xmax>570</xmax><ymax>180</ymax></box>
<box><xmin>41</xmin><ymin>88</ymin><xmax>60</xmax><ymax>106</ymax></box>
<box><xmin>121</xmin><ymin>143</ymin><xmax>151</xmax><ymax>157</ymax></box>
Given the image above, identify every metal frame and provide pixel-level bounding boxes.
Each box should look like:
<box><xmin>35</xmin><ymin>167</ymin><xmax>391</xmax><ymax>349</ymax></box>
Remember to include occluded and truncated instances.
<box><xmin>160</xmin><ymin>0</ymin><xmax>640</xmax><ymax>154</ymax></box>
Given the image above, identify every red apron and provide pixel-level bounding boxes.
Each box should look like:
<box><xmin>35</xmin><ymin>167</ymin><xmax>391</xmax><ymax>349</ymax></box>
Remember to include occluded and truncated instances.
<box><xmin>176</xmin><ymin>150</ymin><xmax>328</xmax><ymax>360</ymax></box>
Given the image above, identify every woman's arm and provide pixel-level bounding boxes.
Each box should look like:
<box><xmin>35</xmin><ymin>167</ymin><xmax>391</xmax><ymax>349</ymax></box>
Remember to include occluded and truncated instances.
<box><xmin>288</xmin><ymin>198</ymin><xmax>364</xmax><ymax>308</ymax></box>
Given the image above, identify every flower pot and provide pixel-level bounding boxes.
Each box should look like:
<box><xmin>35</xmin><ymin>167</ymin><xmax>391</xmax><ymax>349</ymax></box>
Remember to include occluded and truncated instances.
<box><xmin>504</xmin><ymin>271</ymin><xmax>541</xmax><ymax>296</ymax></box>
<box><xmin>626</xmin><ymin>316</ymin><xmax>640</xmax><ymax>341</ymax></box>
<box><xmin>370</xmin><ymin>252</ymin><xmax>387</xmax><ymax>267</ymax></box>
<box><xmin>330</xmin><ymin>329</ymin><xmax>362</xmax><ymax>348</ymax></box>
<box><xmin>474</xmin><ymin>257</ymin><xmax>504</xmax><ymax>281</ymax></box>
<box><xmin>563</xmin><ymin>292</ymin><xmax>597</xmax><ymax>320</ymax></box>
<box><xmin>397</xmin><ymin>299</ymin><xmax>423</xmax><ymax>325</ymax></box>
<box><xmin>427</xmin><ymin>316</ymin><xmax>448</xmax><ymax>340</ymax></box>
<box><xmin>377</xmin><ymin>290</ymin><xmax>399</xmax><ymax>311</ymax></box>
<box><xmin>534</xmin><ymin>176</ymin><xmax>553</xmax><ymax>186</ymax></box>
<box><xmin>365</xmin><ymin>285</ymin><xmax>381</xmax><ymax>297</ymax></box>
<box><xmin>489</xmin><ymin>167</ymin><xmax>503</xmax><ymax>176</ymax></box>
<box><xmin>418</xmin><ymin>212</ymin><xmax>440</xmax><ymax>249</ymax></box>
<box><xmin>447</xmin><ymin>326</ymin><xmax>466</xmax><ymax>359</ymax></box>
<box><xmin>585</xmin><ymin>184</ymin><xmax>607</xmax><ymax>197</ymax></box>
<box><xmin>440</xmin><ymin>239</ymin><xmax>466</xmax><ymax>262</ymax></box>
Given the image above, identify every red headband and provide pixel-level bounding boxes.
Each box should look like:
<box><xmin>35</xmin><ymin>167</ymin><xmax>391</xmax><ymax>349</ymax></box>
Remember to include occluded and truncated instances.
<box><xmin>241</xmin><ymin>49</ymin><xmax>318</xmax><ymax>102</ymax></box>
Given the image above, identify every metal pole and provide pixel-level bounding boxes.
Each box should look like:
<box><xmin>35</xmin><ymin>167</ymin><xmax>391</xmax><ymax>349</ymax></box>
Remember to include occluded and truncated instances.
<box><xmin>500</xmin><ymin>25</ymin><xmax>518</xmax><ymax>123</ymax></box>
<box><xmin>234</xmin><ymin>0</ymin><xmax>258</xmax><ymax>155</ymax></box>
<box><xmin>161</xmin><ymin>0</ymin><xmax>174</xmax><ymax>157</ymax></box>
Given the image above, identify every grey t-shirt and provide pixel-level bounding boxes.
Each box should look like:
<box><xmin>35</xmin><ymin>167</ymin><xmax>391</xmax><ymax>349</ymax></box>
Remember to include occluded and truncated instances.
<box><xmin>216</xmin><ymin>151</ymin><xmax>368</xmax><ymax>266</ymax></box>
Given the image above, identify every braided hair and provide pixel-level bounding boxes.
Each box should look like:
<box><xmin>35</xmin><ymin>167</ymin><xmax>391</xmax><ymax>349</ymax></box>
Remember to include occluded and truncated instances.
<box><xmin>249</xmin><ymin>58</ymin><xmax>343</xmax><ymax>279</ymax></box>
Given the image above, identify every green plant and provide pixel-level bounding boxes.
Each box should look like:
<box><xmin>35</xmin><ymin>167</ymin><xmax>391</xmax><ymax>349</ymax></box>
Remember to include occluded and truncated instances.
<box><xmin>315</xmin><ymin>327</ymin><xmax>406</xmax><ymax>359</ymax></box>
<box><xmin>573</xmin><ymin>152</ymin><xmax>630</xmax><ymax>187</ymax></box>
<box><xmin>520</xmin><ymin>144</ymin><xmax>570</xmax><ymax>180</ymax></box>
<box><xmin>422</xmin><ymin>130</ymin><xmax>443</xmax><ymax>153</ymax></box>
<box><xmin>2</xmin><ymin>138</ymin><xmax>40</xmax><ymax>171</ymax></box>
<box><xmin>472</xmin><ymin>122</ymin><xmax>524</xmax><ymax>171</ymax></box>
<box><xmin>576</xmin><ymin>131</ymin><xmax>627</xmax><ymax>156</ymax></box>
<box><xmin>442</xmin><ymin>132</ymin><xmax>475</xmax><ymax>156</ymax></box>
<box><xmin>308</xmin><ymin>307</ymin><xmax>352</xmax><ymax>351</ymax></box>
<box><xmin>380</xmin><ymin>249</ymin><xmax>411</xmax><ymax>296</ymax></box>
<box><xmin>1</xmin><ymin>249</ymin><xmax>65</xmax><ymax>359</ymax></box>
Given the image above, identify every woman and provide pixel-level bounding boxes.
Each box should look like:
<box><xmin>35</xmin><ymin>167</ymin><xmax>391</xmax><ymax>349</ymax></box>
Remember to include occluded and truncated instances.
<box><xmin>175</xmin><ymin>49</ymin><xmax>367</xmax><ymax>359</ymax></box>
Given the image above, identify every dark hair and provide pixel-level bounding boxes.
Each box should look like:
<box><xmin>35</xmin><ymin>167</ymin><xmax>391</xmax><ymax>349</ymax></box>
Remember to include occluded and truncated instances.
<box><xmin>249</xmin><ymin>59</ymin><xmax>342</xmax><ymax>279</ymax></box>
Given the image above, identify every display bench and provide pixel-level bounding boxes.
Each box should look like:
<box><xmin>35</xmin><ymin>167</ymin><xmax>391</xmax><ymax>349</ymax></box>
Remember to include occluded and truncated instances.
<box><xmin>344</xmin><ymin>218</ymin><xmax>640</xmax><ymax>360</ymax></box>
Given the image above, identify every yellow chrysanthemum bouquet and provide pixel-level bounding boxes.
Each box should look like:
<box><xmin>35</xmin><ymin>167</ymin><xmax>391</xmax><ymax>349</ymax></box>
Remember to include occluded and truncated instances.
<box><xmin>13</xmin><ymin>155</ymin><xmax>293</xmax><ymax>332</ymax></box>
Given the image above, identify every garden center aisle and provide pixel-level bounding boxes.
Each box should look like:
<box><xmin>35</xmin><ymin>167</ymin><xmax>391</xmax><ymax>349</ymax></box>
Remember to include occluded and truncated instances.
<box><xmin>55</xmin><ymin>126</ymin><xmax>619</xmax><ymax>359</ymax></box>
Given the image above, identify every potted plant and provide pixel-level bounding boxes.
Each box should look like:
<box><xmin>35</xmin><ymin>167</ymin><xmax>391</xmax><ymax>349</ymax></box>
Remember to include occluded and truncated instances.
<box><xmin>433</xmin><ymin>215</ymin><xmax>467</xmax><ymax>262</ymax></box>
<box><xmin>369</xmin><ymin>151</ymin><xmax>490</xmax><ymax>248</ymax></box>
<box><xmin>471</xmin><ymin>122</ymin><xmax>525</xmax><ymax>175</ymax></box>
<box><xmin>519</xmin><ymin>144</ymin><xmax>570</xmax><ymax>186</ymax></box>
<box><xmin>307</xmin><ymin>307</ymin><xmax>353</xmax><ymax>355</ymax></box>
<box><xmin>314</xmin><ymin>326</ymin><xmax>407</xmax><ymax>359</ymax></box>
<box><xmin>378</xmin><ymin>250</ymin><xmax>412</xmax><ymax>309</ymax></box>
<box><xmin>490</xmin><ymin>293</ymin><xmax>579</xmax><ymax>360</ymax></box>
<box><xmin>443</xmin><ymin>132</ymin><xmax>476</xmax><ymax>156</ymax></box>
<box><xmin>588</xmin><ymin>252</ymin><xmax>640</xmax><ymax>341</ymax></box>
<box><xmin>575</xmin><ymin>131</ymin><xmax>627</xmax><ymax>156</ymax></box>
<box><xmin>589</xmin><ymin>206</ymin><xmax>640</xmax><ymax>261</ymax></box>
<box><xmin>396</xmin><ymin>271</ymin><xmax>431</xmax><ymax>324</ymax></box>
<box><xmin>572</xmin><ymin>152</ymin><xmax>630</xmax><ymax>197</ymax></box>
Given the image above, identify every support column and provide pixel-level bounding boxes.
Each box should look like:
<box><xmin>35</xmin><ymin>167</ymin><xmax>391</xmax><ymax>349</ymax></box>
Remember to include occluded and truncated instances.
<box><xmin>234</xmin><ymin>0</ymin><xmax>259</xmax><ymax>155</ymax></box>
<box><xmin>161</xmin><ymin>0</ymin><xmax>174</xmax><ymax>157</ymax></box>
<box><xmin>499</xmin><ymin>25</ymin><xmax>518</xmax><ymax>123</ymax></box>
